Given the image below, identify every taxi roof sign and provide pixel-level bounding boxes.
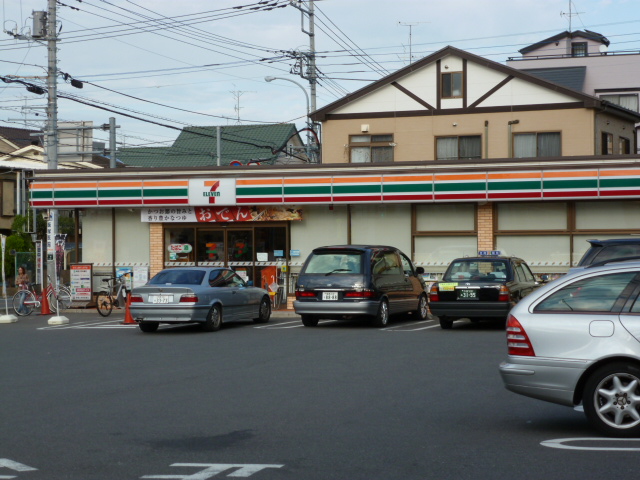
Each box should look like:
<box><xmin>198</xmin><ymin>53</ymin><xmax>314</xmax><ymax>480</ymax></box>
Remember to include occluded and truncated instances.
<box><xmin>478</xmin><ymin>250</ymin><xmax>502</xmax><ymax>256</ymax></box>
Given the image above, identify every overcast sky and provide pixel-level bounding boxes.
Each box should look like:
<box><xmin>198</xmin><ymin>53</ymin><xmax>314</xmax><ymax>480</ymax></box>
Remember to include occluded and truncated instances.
<box><xmin>1</xmin><ymin>0</ymin><xmax>638</xmax><ymax>150</ymax></box>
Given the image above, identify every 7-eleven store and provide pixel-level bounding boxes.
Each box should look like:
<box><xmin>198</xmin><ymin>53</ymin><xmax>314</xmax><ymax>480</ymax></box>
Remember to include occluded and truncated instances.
<box><xmin>29</xmin><ymin>157</ymin><xmax>640</xmax><ymax>305</ymax></box>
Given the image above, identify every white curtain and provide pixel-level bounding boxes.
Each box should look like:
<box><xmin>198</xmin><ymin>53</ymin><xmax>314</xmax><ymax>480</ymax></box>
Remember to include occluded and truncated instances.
<box><xmin>513</xmin><ymin>133</ymin><xmax>536</xmax><ymax>158</ymax></box>
<box><xmin>350</xmin><ymin>147</ymin><xmax>370</xmax><ymax>163</ymax></box>
<box><xmin>537</xmin><ymin>132</ymin><xmax>561</xmax><ymax>157</ymax></box>
<box><xmin>437</xmin><ymin>137</ymin><xmax>458</xmax><ymax>160</ymax></box>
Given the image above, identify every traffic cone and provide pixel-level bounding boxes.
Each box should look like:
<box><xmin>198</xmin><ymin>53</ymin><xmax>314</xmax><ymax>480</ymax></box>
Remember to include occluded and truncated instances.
<box><xmin>121</xmin><ymin>294</ymin><xmax>135</xmax><ymax>325</ymax></box>
<box><xmin>40</xmin><ymin>288</ymin><xmax>52</xmax><ymax>315</ymax></box>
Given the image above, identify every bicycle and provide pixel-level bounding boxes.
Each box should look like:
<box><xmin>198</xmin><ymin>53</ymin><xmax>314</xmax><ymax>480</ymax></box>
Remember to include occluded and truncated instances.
<box><xmin>96</xmin><ymin>274</ymin><xmax>128</xmax><ymax>317</ymax></box>
<box><xmin>46</xmin><ymin>275</ymin><xmax>72</xmax><ymax>314</ymax></box>
<box><xmin>12</xmin><ymin>276</ymin><xmax>71</xmax><ymax>316</ymax></box>
<box><xmin>12</xmin><ymin>283</ymin><xmax>41</xmax><ymax>316</ymax></box>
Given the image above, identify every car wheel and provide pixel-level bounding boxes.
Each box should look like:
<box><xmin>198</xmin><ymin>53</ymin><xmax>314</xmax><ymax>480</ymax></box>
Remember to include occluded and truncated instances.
<box><xmin>439</xmin><ymin>316</ymin><xmax>453</xmax><ymax>329</ymax></box>
<box><xmin>583</xmin><ymin>362</ymin><xmax>640</xmax><ymax>437</ymax></box>
<box><xmin>139</xmin><ymin>322</ymin><xmax>159</xmax><ymax>333</ymax></box>
<box><xmin>301</xmin><ymin>314</ymin><xmax>319</xmax><ymax>327</ymax></box>
<box><xmin>254</xmin><ymin>296</ymin><xmax>271</xmax><ymax>323</ymax></box>
<box><xmin>203</xmin><ymin>305</ymin><xmax>222</xmax><ymax>332</ymax></box>
<box><xmin>415</xmin><ymin>294</ymin><xmax>428</xmax><ymax>320</ymax></box>
<box><xmin>373</xmin><ymin>299</ymin><xmax>389</xmax><ymax>327</ymax></box>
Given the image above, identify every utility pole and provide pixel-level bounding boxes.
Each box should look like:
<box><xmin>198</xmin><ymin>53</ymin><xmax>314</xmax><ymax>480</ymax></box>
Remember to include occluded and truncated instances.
<box><xmin>44</xmin><ymin>0</ymin><xmax>59</xmax><ymax>287</ymax></box>
<box><xmin>289</xmin><ymin>0</ymin><xmax>318</xmax><ymax>161</ymax></box>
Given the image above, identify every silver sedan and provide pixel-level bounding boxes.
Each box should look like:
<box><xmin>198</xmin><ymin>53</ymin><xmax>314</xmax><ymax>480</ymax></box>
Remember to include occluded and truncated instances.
<box><xmin>499</xmin><ymin>261</ymin><xmax>640</xmax><ymax>437</ymax></box>
<box><xmin>129</xmin><ymin>267</ymin><xmax>271</xmax><ymax>333</ymax></box>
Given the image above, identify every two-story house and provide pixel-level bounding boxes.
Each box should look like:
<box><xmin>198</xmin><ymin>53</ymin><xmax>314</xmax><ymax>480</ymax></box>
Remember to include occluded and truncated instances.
<box><xmin>506</xmin><ymin>30</ymin><xmax>640</xmax><ymax>154</ymax></box>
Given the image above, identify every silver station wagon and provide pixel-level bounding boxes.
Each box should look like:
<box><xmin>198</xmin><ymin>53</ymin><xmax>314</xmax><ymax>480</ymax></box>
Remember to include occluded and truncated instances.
<box><xmin>499</xmin><ymin>260</ymin><xmax>640</xmax><ymax>437</ymax></box>
<box><xmin>129</xmin><ymin>267</ymin><xmax>271</xmax><ymax>333</ymax></box>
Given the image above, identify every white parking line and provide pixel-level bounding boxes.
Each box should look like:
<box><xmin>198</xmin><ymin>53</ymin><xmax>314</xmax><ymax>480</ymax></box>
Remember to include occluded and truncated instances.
<box><xmin>38</xmin><ymin>319</ymin><xmax>127</xmax><ymax>330</ymax></box>
<box><xmin>256</xmin><ymin>319</ymin><xmax>336</xmax><ymax>329</ymax></box>
<box><xmin>382</xmin><ymin>320</ymin><xmax>436</xmax><ymax>331</ymax></box>
<box><xmin>541</xmin><ymin>437</ymin><xmax>640</xmax><ymax>451</ymax></box>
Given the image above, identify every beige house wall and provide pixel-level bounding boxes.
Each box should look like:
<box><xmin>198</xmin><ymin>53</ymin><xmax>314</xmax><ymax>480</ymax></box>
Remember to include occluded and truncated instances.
<box><xmin>321</xmin><ymin>108</ymin><xmax>596</xmax><ymax>163</ymax></box>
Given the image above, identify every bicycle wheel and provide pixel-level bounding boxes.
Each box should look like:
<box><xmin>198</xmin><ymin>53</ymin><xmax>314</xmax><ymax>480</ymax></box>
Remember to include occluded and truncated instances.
<box><xmin>96</xmin><ymin>292</ymin><xmax>114</xmax><ymax>317</ymax></box>
<box><xmin>12</xmin><ymin>290</ymin><xmax>36</xmax><ymax>316</ymax></box>
<box><xmin>48</xmin><ymin>287</ymin><xmax>72</xmax><ymax>313</ymax></box>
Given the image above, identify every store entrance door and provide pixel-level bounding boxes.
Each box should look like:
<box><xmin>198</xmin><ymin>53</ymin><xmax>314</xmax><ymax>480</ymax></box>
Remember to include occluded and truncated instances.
<box><xmin>226</xmin><ymin>229</ymin><xmax>254</xmax><ymax>283</ymax></box>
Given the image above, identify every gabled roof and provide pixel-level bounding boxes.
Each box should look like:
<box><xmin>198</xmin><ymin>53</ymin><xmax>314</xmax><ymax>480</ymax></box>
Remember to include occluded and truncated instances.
<box><xmin>520</xmin><ymin>66</ymin><xmax>587</xmax><ymax>92</ymax></box>
<box><xmin>119</xmin><ymin>124</ymin><xmax>302</xmax><ymax>168</ymax></box>
<box><xmin>310</xmin><ymin>45</ymin><xmax>615</xmax><ymax>122</ymax></box>
<box><xmin>0</xmin><ymin>126</ymin><xmax>43</xmax><ymax>149</ymax></box>
<box><xmin>519</xmin><ymin>30</ymin><xmax>610</xmax><ymax>54</ymax></box>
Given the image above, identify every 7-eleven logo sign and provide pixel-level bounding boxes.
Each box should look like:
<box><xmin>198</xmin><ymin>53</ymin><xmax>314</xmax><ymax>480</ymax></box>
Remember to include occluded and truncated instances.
<box><xmin>204</xmin><ymin>181</ymin><xmax>220</xmax><ymax>204</ymax></box>
<box><xmin>188</xmin><ymin>179</ymin><xmax>236</xmax><ymax>206</ymax></box>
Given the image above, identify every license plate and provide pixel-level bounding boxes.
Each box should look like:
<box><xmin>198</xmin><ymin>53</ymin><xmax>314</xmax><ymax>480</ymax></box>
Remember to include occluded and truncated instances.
<box><xmin>322</xmin><ymin>292</ymin><xmax>339</xmax><ymax>301</ymax></box>
<box><xmin>149</xmin><ymin>294</ymin><xmax>173</xmax><ymax>304</ymax></box>
<box><xmin>458</xmin><ymin>289</ymin><xmax>478</xmax><ymax>300</ymax></box>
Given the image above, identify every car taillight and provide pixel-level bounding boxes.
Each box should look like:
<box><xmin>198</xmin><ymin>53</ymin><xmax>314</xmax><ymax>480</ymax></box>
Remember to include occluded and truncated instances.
<box><xmin>295</xmin><ymin>290</ymin><xmax>316</xmax><ymax>298</ymax></box>
<box><xmin>429</xmin><ymin>284</ymin><xmax>439</xmax><ymax>302</ymax></box>
<box><xmin>129</xmin><ymin>294</ymin><xmax>143</xmax><ymax>303</ymax></box>
<box><xmin>506</xmin><ymin>314</ymin><xmax>535</xmax><ymax>357</ymax></box>
<box><xmin>344</xmin><ymin>290</ymin><xmax>374</xmax><ymax>298</ymax></box>
<box><xmin>498</xmin><ymin>285</ymin><xmax>510</xmax><ymax>302</ymax></box>
<box><xmin>180</xmin><ymin>294</ymin><xmax>198</xmax><ymax>303</ymax></box>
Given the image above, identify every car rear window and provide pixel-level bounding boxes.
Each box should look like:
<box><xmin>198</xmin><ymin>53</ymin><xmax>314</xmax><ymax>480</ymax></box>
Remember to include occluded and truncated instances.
<box><xmin>443</xmin><ymin>260</ymin><xmax>508</xmax><ymax>282</ymax></box>
<box><xmin>149</xmin><ymin>270</ymin><xmax>205</xmax><ymax>285</ymax></box>
<box><xmin>581</xmin><ymin>244</ymin><xmax>640</xmax><ymax>265</ymax></box>
<box><xmin>303</xmin><ymin>252</ymin><xmax>363</xmax><ymax>274</ymax></box>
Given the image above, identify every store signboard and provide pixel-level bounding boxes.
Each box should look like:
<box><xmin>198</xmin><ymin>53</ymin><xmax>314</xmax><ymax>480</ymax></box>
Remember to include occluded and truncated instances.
<box><xmin>188</xmin><ymin>178</ymin><xmax>236</xmax><ymax>206</ymax></box>
<box><xmin>70</xmin><ymin>264</ymin><xmax>92</xmax><ymax>301</ymax></box>
<box><xmin>141</xmin><ymin>206</ymin><xmax>302</xmax><ymax>223</ymax></box>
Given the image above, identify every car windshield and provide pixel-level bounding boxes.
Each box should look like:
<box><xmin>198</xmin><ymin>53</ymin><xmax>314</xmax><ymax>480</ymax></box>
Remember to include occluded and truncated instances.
<box><xmin>303</xmin><ymin>252</ymin><xmax>364</xmax><ymax>274</ymax></box>
<box><xmin>443</xmin><ymin>259</ymin><xmax>509</xmax><ymax>282</ymax></box>
<box><xmin>149</xmin><ymin>269</ymin><xmax>205</xmax><ymax>285</ymax></box>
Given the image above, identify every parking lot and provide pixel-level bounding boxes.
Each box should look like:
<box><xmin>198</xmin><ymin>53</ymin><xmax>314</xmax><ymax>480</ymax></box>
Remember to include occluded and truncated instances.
<box><xmin>1</xmin><ymin>310</ymin><xmax>639</xmax><ymax>480</ymax></box>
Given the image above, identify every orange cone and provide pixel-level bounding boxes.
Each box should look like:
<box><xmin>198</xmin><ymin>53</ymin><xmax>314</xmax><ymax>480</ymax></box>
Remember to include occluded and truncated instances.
<box><xmin>121</xmin><ymin>294</ymin><xmax>135</xmax><ymax>325</ymax></box>
<box><xmin>40</xmin><ymin>287</ymin><xmax>52</xmax><ymax>315</ymax></box>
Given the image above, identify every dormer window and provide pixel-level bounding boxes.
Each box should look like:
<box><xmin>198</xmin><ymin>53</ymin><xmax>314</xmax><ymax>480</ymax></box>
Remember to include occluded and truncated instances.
<box><xmin>571</xmin><ymin>42</ymin><xmax>587</xmax><ymax>57</ymax></box>
<box><xmin>441</xmin><ymin>72</ymin><xmax>463</xmax><ymax>98</ymax></box>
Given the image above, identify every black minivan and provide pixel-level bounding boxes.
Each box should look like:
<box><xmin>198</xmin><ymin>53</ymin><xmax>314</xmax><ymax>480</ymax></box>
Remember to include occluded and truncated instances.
<box><xmin>293</xmin><ymin>245</ymin><xmax>428</xmax><ymax>327</ymax></box>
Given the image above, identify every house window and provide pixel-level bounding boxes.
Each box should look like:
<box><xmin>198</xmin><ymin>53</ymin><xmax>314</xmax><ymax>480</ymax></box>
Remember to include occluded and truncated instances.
<box><xmin>619</xmin><ymin>137</ymin><xmax>631</xmax><ymax>154</ymax></box>
<box><xmin>436</xmin><ymin>135</ymin><xmax>481</xmax><ymax>161</ymax></box>
<box><xmin>602</xmin><ymin>132</ymin><xmax>613</xmax><ymax>155</ymax></box>
<box><xmin>349</xmin><ymin>134</ymin><xmax>394</xmax><ymax>163</ymax></box>
<box><xmin>571</xmin><ymin>42</ymin><xmax>587</xmax><ymax>57</ymax></box>
<box><xmin>600</xmin><ymin>94</ymin><xmax>639</xmax><ymax>112</ymax></box>
<box><xmin>441</xmin><ymin>72</ymin><xmax>463</xmax><ymax>98</ymax></box>
<box><xmin>513</xmin><ymin>132</ymin><xmax>561</xmax><ymax>158</ymax></box>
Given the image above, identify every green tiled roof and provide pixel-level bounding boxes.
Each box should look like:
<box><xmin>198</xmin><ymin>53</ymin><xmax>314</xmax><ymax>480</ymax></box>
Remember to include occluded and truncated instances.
<box><xmin>119</xmin><ymin>124</ymin><xmax>301</xmax><ymax>168</ymax></box>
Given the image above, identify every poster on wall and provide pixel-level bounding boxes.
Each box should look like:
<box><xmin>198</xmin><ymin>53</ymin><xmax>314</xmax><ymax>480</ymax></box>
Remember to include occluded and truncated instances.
<box><xmin>70</xmin><ymin>264</ymin><xmax>92</xmax><ymax>301</ymax></box>
<box><xmin>132</xmin><ymin>266</ymin><xmax>149</xmax><ymax>288</ymax></box>
<box><xmin>116</xmin><ymin>267</ymin><xmax>133</xmax><ymax>290</ymax></box>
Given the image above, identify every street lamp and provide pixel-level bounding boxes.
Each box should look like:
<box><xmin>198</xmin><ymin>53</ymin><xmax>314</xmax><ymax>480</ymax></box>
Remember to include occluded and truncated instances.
<box><xmin>264</xmin><ymin>76</ymin><xmax>314</xmax><ymax>162</ymax></box>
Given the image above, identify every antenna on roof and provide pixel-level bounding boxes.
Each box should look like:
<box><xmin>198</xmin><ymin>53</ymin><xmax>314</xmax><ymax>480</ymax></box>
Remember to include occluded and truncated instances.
<box><xmin>560</xmin><ymin>1</ymin><xmax>585</xmax><ymax>33</ymax></box>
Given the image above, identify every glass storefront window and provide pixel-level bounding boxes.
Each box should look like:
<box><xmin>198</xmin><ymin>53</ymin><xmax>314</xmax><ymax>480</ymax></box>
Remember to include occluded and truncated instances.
<box><xmin>414</xmin><ymin>235</ymin><xmax>478</xmax><ymax>273</ymax></box>
<box><xmin>415</xmin><ymin>204</ymin><xmax>475</xmax><ymax>231</ymax></box>
<box><xmin>576</xmin><ymin>201</ymin><xmax>640</xmax><ymax>230</ymax></box>
<box><xmin>497</xmin><ymin>203</ymin><xmax>567</xmax><ymax>231</ymax></box>
<box><xmin>196</xmin><ymin>230</ymin><xmax>225</xmax><ymax>263</ymax></box>
<box><xmin>496</xmin><ymin>235</ymin><xmax>570</xmax><ymax>271</ymax></box>
<box><xmin>164</xmin><ymin>228</ymin><xmax>195</xmax><ymax>264</ymax></box>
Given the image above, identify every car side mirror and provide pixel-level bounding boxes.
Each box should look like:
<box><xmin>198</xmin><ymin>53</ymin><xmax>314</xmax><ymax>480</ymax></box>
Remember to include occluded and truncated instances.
<box><xmin>247</xmin><ymin>280</ymin><xmax>254</xmax><ymax>286</ymax></box>
<box><xmin>539</xmin><ymin>274</ymin><xmax>549</xmax><ymax>283</ymax></box>
<box><xmin>416</xmin><ymin>266</ymin><xmax>425</xmax><ymax>275</ymax></box>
